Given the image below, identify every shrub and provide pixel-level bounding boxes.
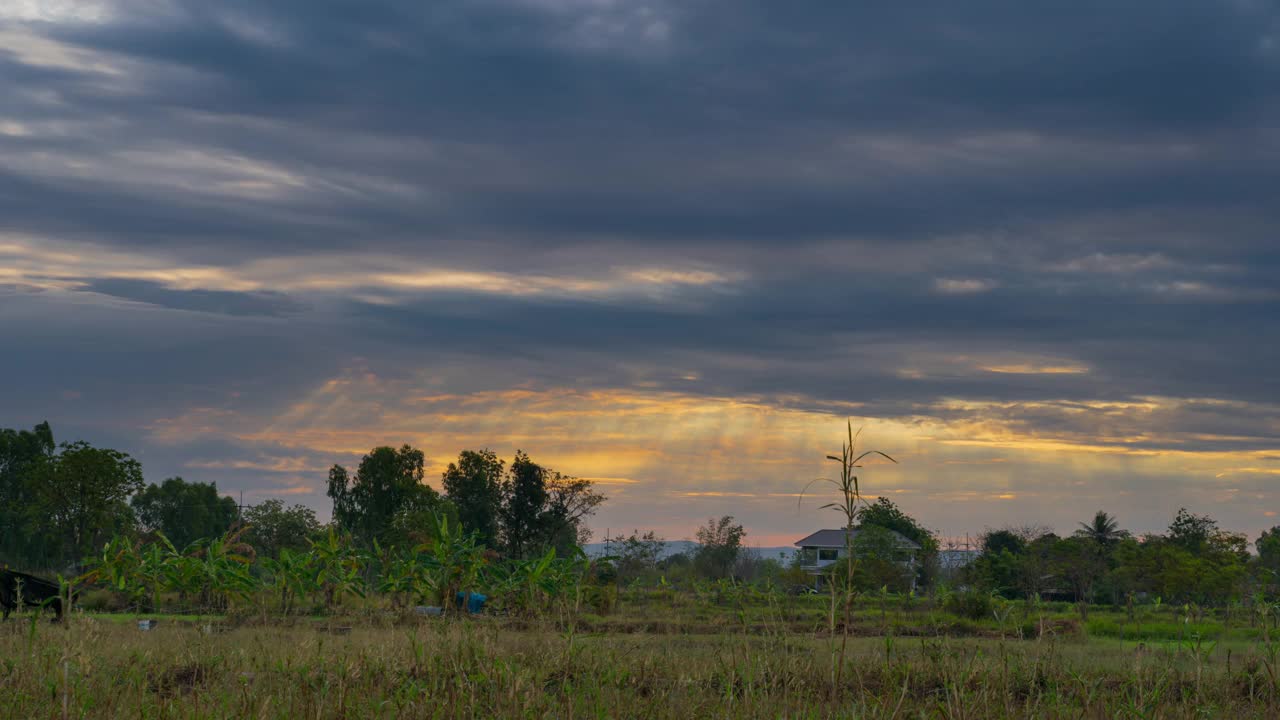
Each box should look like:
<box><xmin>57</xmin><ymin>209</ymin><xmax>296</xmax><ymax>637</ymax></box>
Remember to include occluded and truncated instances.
<box><xmin>78</xmin><ymin>589</ymin><xmax>131</xmax><ymax>613</ymax></box>
<box><xmin>945</xmin><ymin>589</ymin><xmax>994</xmax><ymax>620</ymax></box>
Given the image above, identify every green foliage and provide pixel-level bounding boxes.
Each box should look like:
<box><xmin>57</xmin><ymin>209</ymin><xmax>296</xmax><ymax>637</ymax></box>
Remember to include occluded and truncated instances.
<box><xmin>499</xmin><ymin>451</ymin><xmax>605</xmax><ymax>558</ymax></box>
<box><xmin>411</xmin><ymin>513</ymin><xmax>488</xmax><ymax>609</ymax></box>
<box><xmin>944</xmin><ymin>588</ymin><xmax>995</xmax><ymax>620</ymax></box>
<box><xmin>84</xmin><ymin>528</ymin><xmax>257</xmax><ymax>614</ymax></box>
<box><xmin>1048</xmin><ymin>535</ymin><xmax>1108</xmax><ymax>617</ymax></box>
<box><xmin>1258</xmin><ymin>526</ymin><xmax>1280</xmax><ymax>595</ymax></box>
<box><xmin>1113</xmin><ymin>534</ymin><xmax>1248</xmax><ymax>606</ymax></box>
<box><xmin>610</xmin><ymin>530</ymin><xmax>666</xmax><ymax>581</ymax></box>
<box><xmin>982</xmin><ymin>529</ymin><xmax>1028</xmax><ymax>556</ymax></box>
<box><xmin>502</xmin><ymin>451</ymin><xmax>549</xmax><ymax>558</ymax></box>
<box><xmin>30</xmin><ymin>440</ymin><xmax>144</xmax><ymax>568</ymax></box>
<box><xmin>857</xmin><ymin>497</ymin><xmax>937</xmax><ymax>587</ymax></box>
<box><xmin>0</xmin><ymin>422</ymin><xmax>55</xmax><ymax>566</ymax></box>
<box><xmin>1074</xmin><ymin>510</ymin><xmax>1128</xmax><ymax>548</ymax></box>
<box><xmin>130</xmin><ymin>477</ymin><xmax>238</xmax><ymax>550</ymax></box>
<box><xmin>1168</xmin><ymin>507</ymin><xmax>1221</xmax><ymax>553</ymax></box>
<box><xmin>441</xmin><ymin>449</ymin><xmax>505</xmax><ymax>547</ymax></box>
<box><xmin>309</xmin><ymin>528</ymin><xmax>368</xmax><ymax>608</ymax></box>
<box><xmin>241</xmin><ymin>499</ymin><xmax>321</xmax><ymax>559</ymax></box>
<box><xmin>694</xmin><ymin>516</ymin><xmax>746</xmax><ymax>579</ymax></box>
<box><xmin>328</xmin><ymin>444</ymin><xmax>444</xmax><ymax>549</ymax></box>
<box><xmin>540</xmin><ymin>473</ymin><xmax>605</xmax><ymax>552</ymax></box>
<box><xmin>1258</xmin><ymin>526</ymin><xmax>1280</xmax><ymax>569</ymax></box>
<box><xmin>848</xmin><ymin>524</ymin><xmax>912</xmax><ymax>592</ymax></box>
<box><xmin>260</xmin><ymin>547</ymin><xmax>315</xmax><ymax>615</ymax></box>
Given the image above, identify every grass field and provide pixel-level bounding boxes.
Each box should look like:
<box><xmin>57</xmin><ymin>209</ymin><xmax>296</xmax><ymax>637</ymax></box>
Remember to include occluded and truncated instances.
<box><xmin>4</xmin><ymin>592</ymin><xmax>1280</xmax><ymax>718</ymax></box>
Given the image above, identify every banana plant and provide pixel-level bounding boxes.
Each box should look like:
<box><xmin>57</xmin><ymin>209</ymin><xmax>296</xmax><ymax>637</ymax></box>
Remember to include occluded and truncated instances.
<box><xmin>261</xmin><ymin>547</ymin><xmax>316</xmax><ymax>616</ymax></box>
<box><xmin>199</xmin><ymin>532</ymin><xmax>258</xmax><ymax>609</ymax></box>
<box><xmin>137</xmin><ymin>534</ymin><xmax>179</xmax><ymax>612</ymax></box>
<box><xmin>416</xmin><ymin>513</ymin><xmax>486</xmax><ymax>612</ymax></box>
<box><xmin>83</xmin><ymin>536</ymin><xmax>144</xmax><ymax>611</ymax></box>
<box><xmin>377</xmin><ymin>546</ymin><xmax>422</xmax><ymax>609</ymax></box>
<box><xmin>309</xmin><ymin>529</ymin><xmax>367</xmax><ymax>609</ymax></box>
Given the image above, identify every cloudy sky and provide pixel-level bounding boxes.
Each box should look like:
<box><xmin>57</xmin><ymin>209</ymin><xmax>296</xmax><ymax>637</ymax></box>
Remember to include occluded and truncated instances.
<box><xmin>2</xmin><ymin>0</ymin><xmax>1278</xmax><ymax>545</ymax></box>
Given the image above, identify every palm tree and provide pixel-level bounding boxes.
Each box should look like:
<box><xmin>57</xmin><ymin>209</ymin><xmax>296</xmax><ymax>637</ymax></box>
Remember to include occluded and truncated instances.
<box><xmin>1076</xmin><ymin>511</ymin><xmax>1126</xmax><ymax>547</ymax></box>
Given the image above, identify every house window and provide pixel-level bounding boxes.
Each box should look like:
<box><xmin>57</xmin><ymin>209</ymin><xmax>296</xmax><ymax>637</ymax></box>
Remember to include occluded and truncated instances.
<box><xmin>799</xmin><ymin>548</ymin><xmax>818</xmax><ymax>565</ymax></box>
<box><xmin>818</xmin><ymin>548</ymin><xmax>839</xmax><ymax>562</ymax></box>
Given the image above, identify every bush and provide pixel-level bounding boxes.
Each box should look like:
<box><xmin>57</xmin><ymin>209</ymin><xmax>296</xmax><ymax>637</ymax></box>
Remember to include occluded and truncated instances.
<box><xmin>78</xmin><ymin>589</ymin><xmax>131</xmax><ymax>613</ymax></box>
<box><xmin>585</xmin><ymin>583</ymin><xmax>617</xmax><ymax>615</ymax></box>
<box><xmin>945</xmin><ymin>590</ymin><xmax>994</xmax><ymax>620</ymax></box>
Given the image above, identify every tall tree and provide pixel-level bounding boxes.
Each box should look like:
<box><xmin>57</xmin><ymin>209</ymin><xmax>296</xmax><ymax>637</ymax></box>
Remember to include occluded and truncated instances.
<box><xmin>502</xmin><ymin>451</ymin><xmax>549</xmax><ymax>558</ymax></box>
<box><xmin>1074</xmin><ymin>511</ymin><xmax>1128</xmax><ymax>550</ymax></box>
<box><xmin>542</xmin><ymin>471</ymin><xmax>605</xmax><ymax>552</ymax></box>
<box><xmin>441</xmin><ymin>449</ymin><xmax>505</xmax><ymax>547</ymax></box>
<box><xmin>0</xmin><ymin>422</ymin><xmax>55</xmax><ymax>566</ymax></box>
<box><xmin>982</xmin><ymin>529</ymin><xmax>1028</xmax><ymax>556</ymax></box>
<box><xmin>1049</xmin><ymin>536</ymin><xmax>1108</xmax><ymax>618</ymax></box>
<box><xmin>1168</xmin><ymin>508</ymin><xmax>1220</xmax><ymax>553</ymax></box>
<box><xmin>31</xmin><ymin>441</ymin><xmax>144</xmax><ymax>568</ymax></box>
<box><xmin>131</xmin><ymin>477</ymin><xmax>238</xmax><ymax>549</ymax></box>
<box><xmin>609</xmin><ymin>530</ymin><xmax>666</xmax><ymax>581</ymax></box>
<box><xmin>694</xmin><ymin>515</ymin><xmax>746</xmax><ymax>579</ymax></box>
<box><xmin>1256</xmin><ymin>526</ymin><xmax>1280</xmax><ymax>592</ymax></box>
<box><xmin>327</xmin><ymin>444</ymin><xmax>441</xmax><ymax>547</ymax></box>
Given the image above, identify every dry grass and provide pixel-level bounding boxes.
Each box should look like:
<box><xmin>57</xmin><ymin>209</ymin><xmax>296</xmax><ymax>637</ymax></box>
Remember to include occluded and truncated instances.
<box><xmin>2</xmin><ymin>612</ymin><xmax>1278</xmax><ymax>719</ymax></box>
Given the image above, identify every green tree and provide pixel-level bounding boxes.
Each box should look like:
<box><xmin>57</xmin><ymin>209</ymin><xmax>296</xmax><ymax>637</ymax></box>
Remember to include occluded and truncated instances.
<box><xmin>1168</xmin><ymin>508</ymin><xmax>1219</xmax><ymax>553</ymax></box>
<box><xmin>441</xmin><ymin>449</ymin><xmax>505</xmax><ymax>548</ymax></box>
<box><xmin>1111</xmin><ymin>511</ymin><xmax>1250</xmax><ymax>606</ymax></box>
<box><xmin>540</xmin><ymin>471</ymin><xmax>605</xmax><ymax>553</ymax></box>
<box><xmin>494</xmin><ymin>451</ymin><xmax>603</xmax><ymax>557</ymax></box>
<box><xmin>1015</xmin><ymin>533</ymin><xmax>1060</xmax><ymax>599</ymax></box>
<box><xmin>1049</xmin><ymin>535</ymin><xmax>1108</xmax><ymax>618</ymax></box>
<box><xmin>131</xmin><ymin>477</ymin><xmax>238</xmax><ymax>549</ymax></box>
<box><xmin>328</xmin><ymin>444</ymin><xmax>441</xmax><ymax>548</ymax></box>
<box><xmin>982</xmin><ymin>529</ymin><xmax>1028</xmax><ymax>556</ymax></box>
<box><xmin>502</xmin><ymin>451</ymin><xmax>549</xmax><ymax>558</ymax></box>
<box><xmin>242</xmin><ymin>499</ymin><xmax>321</xmax><ymax>559</ymax></box>
<box><xmin>609</xmin><ymin>530</ymin><xmax>666</xmax><ymax>581</ymax></box>
<box><xmin>0</xmin><ymin>422</ymin><xmax>55</xmax><ymax>566</ymax></box>
<box><xmin>968</xmin><ymin>528</ymin><xmax>1059</xmax><ymax>599</ymax></box>
<box><xmin>387</xmin><ymin>490</ymin><xmax>457</xmax><ymax>548</ymax></box>
<box><xmin>31</xmin><ymin>441</ymin><xmax>144</xmax><ymax>568</ymax></box>
<box><xmin>857</xmin><ymin>497</ymin><xmax>939</xmax><ymax>587</ymax></box>
<box><xmin>694</xmin><ymin>515</ymin><xmax>746</xmax><ymax>579</ymax></box>
<box><xmin>1256</xmin><ymin>526</ymin><xmax>1280</xmax><ymax>595</ymax></box>
<box><xmin>848</xmin><ymin>524</ymin><xmax>912</xmax><ymax>592</ymax></box>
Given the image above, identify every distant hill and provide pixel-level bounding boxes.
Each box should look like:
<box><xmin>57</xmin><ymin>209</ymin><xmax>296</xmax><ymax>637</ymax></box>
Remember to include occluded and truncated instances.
<box><xmin>584</xmin><ymin>540</ymin><xmax>795</xmax><ymax>562</ymax></box>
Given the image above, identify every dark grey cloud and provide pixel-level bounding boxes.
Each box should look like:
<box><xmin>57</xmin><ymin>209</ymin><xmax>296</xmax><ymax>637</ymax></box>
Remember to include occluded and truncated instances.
<box><xmin>83</xmin><ymin>279</ymin><xmax>302</xmax><ymax>316</ymax></box>
<box><xmin>1</xmin><ymin>0</ymin><xmax>1278</xmax><ymax>533</ymax></box>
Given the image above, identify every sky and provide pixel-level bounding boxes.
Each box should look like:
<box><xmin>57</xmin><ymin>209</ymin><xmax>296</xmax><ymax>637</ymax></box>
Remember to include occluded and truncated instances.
<box><xmin>1</xmin><ymin>0</ymin><xmax>1278</xmax><ymax>547</ymax></box>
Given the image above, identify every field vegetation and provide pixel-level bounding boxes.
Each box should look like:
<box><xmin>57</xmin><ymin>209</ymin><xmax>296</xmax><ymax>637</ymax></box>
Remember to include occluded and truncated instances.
<box><xmin>4</xmin><ymin>421</ymin><xmax>1280</xmax><ymax>717</ymax></box>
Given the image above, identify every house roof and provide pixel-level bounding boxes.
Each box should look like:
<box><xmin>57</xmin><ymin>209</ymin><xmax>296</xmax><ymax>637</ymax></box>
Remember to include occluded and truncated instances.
<box><xmin>794</xmin><ymin>527</ymin><xmax>922</xmax><ymax>551</ymax></box>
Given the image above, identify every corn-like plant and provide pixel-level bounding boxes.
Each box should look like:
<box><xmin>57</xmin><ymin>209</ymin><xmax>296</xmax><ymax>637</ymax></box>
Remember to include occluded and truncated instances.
<box><xmin>800</xmin><ymin>421</ymin><xmax>897</xmax><ymax>690</ymax></box>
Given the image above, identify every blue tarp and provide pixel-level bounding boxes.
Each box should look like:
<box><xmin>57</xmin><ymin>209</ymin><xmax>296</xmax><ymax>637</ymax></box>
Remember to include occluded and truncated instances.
<box><xmin>455</xmin><ymin>591</ymin><xmax>487</xmax><ymax>614</ymax></box>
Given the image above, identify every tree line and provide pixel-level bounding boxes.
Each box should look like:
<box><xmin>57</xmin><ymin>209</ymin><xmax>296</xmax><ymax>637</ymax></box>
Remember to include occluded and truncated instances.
<box><xmin>960</xmin><ymin>509</ymin><xmax>1280</xmax><ymax>615</ymax></box>
<box><xmin>0</xmin><ymin>422</ymin><xmax>603</xmax><ymax>571</ymax></box>
<box><xmin>6</xmin><ymin>420</ymin><xmax>1280</xmax><ymax>612</ymax></box>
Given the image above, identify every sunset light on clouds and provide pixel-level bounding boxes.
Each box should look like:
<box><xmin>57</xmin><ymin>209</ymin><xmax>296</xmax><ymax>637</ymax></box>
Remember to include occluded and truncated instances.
<box><xmin>2</xmin><ymin>0</ymin><xmax>1278</xmax><ymax>545</ymax></box>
